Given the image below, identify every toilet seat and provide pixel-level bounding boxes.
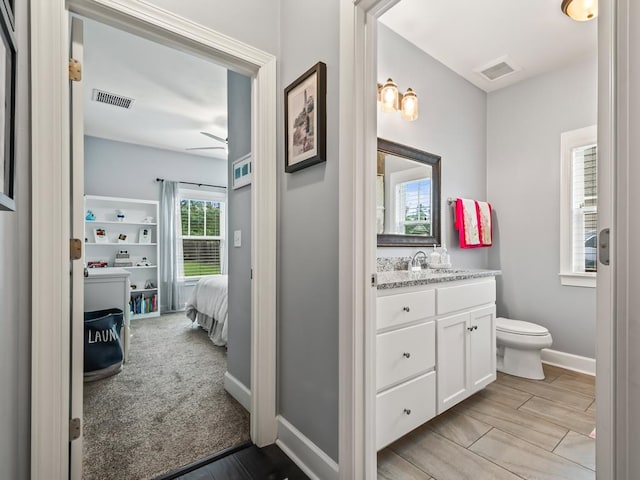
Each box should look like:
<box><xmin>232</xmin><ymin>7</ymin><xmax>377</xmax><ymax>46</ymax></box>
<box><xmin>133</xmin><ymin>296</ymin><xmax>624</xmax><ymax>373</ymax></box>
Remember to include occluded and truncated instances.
<box><xmin>496</xmin><ymin>317</ymin><xmax>549</xmax><ymax>336</ymax></box>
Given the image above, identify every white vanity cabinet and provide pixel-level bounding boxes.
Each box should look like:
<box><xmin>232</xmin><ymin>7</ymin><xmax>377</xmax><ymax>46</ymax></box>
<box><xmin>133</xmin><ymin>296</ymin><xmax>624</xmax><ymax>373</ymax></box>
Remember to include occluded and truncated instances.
<box><xmin>376</xmin><ymin>275</ymin><xmax>497</xmax><ymax>450</ymax></box>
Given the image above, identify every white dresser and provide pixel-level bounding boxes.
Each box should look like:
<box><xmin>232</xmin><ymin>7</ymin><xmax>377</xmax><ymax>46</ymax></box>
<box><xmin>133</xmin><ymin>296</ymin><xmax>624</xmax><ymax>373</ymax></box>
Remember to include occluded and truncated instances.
<box><xmin>84</xmin><ymin>267</ymin><xmax>131</xmax><ymax>361</ymax></box>
<box><xmin>376</xmin><ymin>274</ymin><xmax>497</xmax><ymax>450</ymax></box>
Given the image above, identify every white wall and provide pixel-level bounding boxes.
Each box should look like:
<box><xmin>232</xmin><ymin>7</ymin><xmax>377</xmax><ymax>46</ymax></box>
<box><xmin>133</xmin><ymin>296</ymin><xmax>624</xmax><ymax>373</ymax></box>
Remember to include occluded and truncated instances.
<box><xmin>487</xmin><ymin>55</ymin><xmax>597</xmax><ymax>358</ymax></box>
<box><xmin>377</xmin><ymin>25</ymin><xmax>489</xmax><ymax>269</ymax></box>
<box><xmin>84</xmin><ymin>136</ymin><xmax>227</xmax><ymax>201</ymax></box>
<box><xmin>0</xmin><ymin>1</ymin><xmax>31</xmax><ymax>478</ymax></box>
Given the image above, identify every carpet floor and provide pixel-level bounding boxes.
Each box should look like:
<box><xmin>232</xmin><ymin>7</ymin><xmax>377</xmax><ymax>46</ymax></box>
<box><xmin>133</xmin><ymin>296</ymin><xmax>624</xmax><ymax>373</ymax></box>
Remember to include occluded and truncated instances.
<box><xmin>83</xmin><ymin>312</ymin><xmax>250</xmax><ymax>480</ymax></box>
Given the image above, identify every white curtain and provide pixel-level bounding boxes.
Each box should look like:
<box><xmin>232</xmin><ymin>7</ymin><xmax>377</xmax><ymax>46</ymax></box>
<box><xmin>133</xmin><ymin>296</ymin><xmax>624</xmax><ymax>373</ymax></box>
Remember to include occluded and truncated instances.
<box><xmin>160</xmin><ymin>181</ymin><xmax>183</xmax><ymax>312</ymax></box>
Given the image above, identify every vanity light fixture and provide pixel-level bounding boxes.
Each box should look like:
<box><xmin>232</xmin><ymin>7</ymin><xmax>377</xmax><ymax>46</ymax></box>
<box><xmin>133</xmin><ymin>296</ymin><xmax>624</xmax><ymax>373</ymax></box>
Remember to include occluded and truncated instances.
<box><xmin>561</xmin><ymin>0</ymin><xmax>598</xmax><ymax>21</ymax></box>
<box><xmin>377</xmin><ymin>78</ymin><xmax>419</xmax><ymax>121</ymax></box>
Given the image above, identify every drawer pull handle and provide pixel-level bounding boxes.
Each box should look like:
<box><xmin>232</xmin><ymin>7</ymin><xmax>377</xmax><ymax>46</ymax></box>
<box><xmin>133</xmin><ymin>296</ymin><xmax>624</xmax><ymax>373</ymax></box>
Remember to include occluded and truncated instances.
<box><xmin>402</xmin><ymin>306</ymin><xmax>411</xmax><ymax>312</ymax></box>
<box><xmin>467</xmin><ymin>326</ymin><xmax>474</xmax><ymax>332</ymax></box>
<box><xmin>473</xmin><ymin>325</ymin><xmax>478</xmax><ymax>330</ymax></box>
<box><xmin>403</xmin><ymin>408</ymin><xmax>412</xmax><ymax>415</ymax></box>
<box><xmin>468</xmin><ymin>325</ymin><xmax>479</xmax><ymax>332</ymax></box>
<box><xmin>403</xmin><ymin>352</ymin><xmax>411</xmax><ymax>359</ymax></box>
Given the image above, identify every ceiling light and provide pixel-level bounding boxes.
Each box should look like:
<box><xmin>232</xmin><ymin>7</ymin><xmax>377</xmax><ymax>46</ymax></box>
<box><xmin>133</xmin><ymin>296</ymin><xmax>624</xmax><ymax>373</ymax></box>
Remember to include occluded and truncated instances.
<box><xmin>561</xmin><ymin>0</ymin><xmax>598</xmax><ymax>21</ymax></box>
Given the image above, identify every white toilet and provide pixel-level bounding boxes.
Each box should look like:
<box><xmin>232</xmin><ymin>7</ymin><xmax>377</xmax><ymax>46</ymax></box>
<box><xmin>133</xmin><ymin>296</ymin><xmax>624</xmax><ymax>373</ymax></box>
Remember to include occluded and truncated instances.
<box><xmin>496</xmin><ymin>317</ymin><xmax>553</xmax><ymax>380</ymax></box>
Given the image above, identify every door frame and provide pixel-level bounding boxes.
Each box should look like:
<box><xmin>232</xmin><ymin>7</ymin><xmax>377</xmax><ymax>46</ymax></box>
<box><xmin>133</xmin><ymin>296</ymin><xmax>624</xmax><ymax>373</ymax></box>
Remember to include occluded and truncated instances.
<box><xmin>338</xmin><ymin>0</ymin><xmax>618</xmax><ymax>478</ymax></box>
<box><xmin>30</xmin><ymin>1</ymin><xmax>277</xmax><ymax>478</ymax></box>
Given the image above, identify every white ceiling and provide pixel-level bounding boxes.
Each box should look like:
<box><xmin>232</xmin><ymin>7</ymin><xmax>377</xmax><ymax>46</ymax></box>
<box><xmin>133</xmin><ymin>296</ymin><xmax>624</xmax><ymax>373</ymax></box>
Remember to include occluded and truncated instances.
<box><xmin>379</xmin><ymin>0</ymin><xmax>597</xmax><ymax>92</ymax></box>
<box><xmin>82</xmin><ymin>17</ymin><xmax>228</xmax><ymax>159</ymax></box>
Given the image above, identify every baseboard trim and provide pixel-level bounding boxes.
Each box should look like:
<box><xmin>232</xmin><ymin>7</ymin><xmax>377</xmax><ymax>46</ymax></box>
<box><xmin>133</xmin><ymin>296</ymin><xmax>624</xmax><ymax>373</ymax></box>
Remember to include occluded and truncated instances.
<box><xmin>275</xmin><ymin>416</ymin><xmax>339</xmax><ymax>480</ymax></box>
<box><xmin>542</xmin><ymin>348</ymin><xmax>596</xmax><ymax>376</ymax></box>
<box><xmin>224</xmin><ymin>371</ymin><xmax>251</xmax><ymax>412</ymax></box>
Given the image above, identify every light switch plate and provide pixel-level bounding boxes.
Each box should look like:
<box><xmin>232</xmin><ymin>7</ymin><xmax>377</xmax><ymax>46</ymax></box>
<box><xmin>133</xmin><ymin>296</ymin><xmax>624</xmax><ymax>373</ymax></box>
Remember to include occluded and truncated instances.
<box><xmin>234</xmin><ymin>230</ymin><xmax>242</xmax><ymax>247</ymax></box>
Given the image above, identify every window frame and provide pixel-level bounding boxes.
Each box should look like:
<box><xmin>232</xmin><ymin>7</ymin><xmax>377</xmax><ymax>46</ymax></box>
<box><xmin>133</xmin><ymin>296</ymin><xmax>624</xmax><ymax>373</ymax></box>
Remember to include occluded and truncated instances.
<box><xmin>178</xmin><ymin>188</ymin><xmax>226</xmax><ymax>281</ymax></box>
<box><xmin>559</xmin><ymin>125</ymin><xmax>597</xmax><ymax>288</ymax></box>
<box><xmin>388</xmin><ymin>165</ymin><xmax>433</xmax><ymax>237</ymax></box>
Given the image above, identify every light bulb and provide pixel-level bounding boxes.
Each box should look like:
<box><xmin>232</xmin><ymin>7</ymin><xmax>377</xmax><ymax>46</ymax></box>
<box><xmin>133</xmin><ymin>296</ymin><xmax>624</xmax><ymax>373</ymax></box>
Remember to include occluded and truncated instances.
<box><xmin>380</xmin><ymin>78</ymin><xmax>399</xmax><ymax>113</ymax></box>
<box><xmin>401</xmin><ymin>88</ymin><xmax>418</xmax><ymax>121</ymax></box>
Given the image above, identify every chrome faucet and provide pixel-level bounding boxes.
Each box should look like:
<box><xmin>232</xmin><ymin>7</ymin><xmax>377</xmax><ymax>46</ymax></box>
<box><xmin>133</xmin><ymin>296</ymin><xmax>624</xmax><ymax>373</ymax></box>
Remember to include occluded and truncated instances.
<box><xmin>410</xmin><ymin>251</ymin><xmax>427</xmax><ymax>271</ymax></box>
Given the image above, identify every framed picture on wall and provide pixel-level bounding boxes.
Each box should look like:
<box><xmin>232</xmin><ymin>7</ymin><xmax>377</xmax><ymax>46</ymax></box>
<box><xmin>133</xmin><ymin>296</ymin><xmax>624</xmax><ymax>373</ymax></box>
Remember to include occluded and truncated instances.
<box><xmin>94</xmin><ymin>228</ymin><xmax>108</xmax><ymax>244</ymax></box>
<box><xmin>0</xmin><ymin>2</ymin><xmax>16</xmax><ymax>211</ymax></box>
<box><xmin>232</xmin><ymin>153</ymin><xmax>252</xmax><ymax>189</ymax></box>
<box><xmin>284</xmin><ymin>62</ymin><xmax>326</xmax><ymax>173</ymax></box>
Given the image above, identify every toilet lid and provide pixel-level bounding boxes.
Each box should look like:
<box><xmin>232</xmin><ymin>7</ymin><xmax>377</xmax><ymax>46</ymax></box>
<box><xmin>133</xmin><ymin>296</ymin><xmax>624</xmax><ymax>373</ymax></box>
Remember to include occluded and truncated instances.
<box><xmin>496</xmin><ymin>317</ymin><xmax>549</xmax><ymax>336</ymax></box>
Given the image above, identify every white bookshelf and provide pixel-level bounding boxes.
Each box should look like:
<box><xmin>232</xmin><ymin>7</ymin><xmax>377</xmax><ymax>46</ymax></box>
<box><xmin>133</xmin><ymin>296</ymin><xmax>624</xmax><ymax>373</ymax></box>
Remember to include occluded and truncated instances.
<box><xmin>84</xmin><ymin>195</ymin><xmax>161</xmax><ymax>320</ymax></box>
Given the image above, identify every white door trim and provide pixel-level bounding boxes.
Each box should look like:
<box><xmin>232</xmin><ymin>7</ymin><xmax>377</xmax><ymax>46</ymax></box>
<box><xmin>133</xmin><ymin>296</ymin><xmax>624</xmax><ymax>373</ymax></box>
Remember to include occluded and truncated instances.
<box><xmin>30</xmin><ymin>1</ymin><xmax>277</xmax><ymax>477</ymax></box>
<box><xmin>338</xmin><ymin>1</ymin><xmax>400</xmax><ymax>478</ymax></box>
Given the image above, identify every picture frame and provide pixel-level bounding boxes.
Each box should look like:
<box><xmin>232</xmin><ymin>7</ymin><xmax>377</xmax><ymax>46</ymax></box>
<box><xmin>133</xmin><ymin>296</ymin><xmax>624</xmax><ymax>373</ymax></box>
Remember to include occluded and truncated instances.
<box><xmin>284</xmin><ymin>61</ymin><xmax>326</xmax><ymax>173</ymax></box>
<box><xmin>117</xmin><ymin>233</ymin><xmax>128</xmax><ymax>244</ymax></box>
<box><xmin>232</xmin><ymin>153</ymin><xmax>252</xmax><ymax>189</ymax></box>
<box><xmin>0</xmin><ymin>2</ymin><xmax>16</xmax><ymax>211</ymax></box>
<box><xmin>138</xmin><ymin>228</ymin><xmax>151</xmax><ymax>244</ymax></box>
<box><xmin>94</xmin><ymin>228</ymin><xmax>108</xmax><ymax>244</ymax></box>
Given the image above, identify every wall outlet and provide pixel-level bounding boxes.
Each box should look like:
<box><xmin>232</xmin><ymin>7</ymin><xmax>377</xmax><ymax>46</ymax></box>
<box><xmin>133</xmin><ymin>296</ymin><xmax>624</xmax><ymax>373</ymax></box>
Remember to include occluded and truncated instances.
<box><xmin>234</xmin><ymin>230</ymin><xmax>242</xmax><ymax>247</ymax></box>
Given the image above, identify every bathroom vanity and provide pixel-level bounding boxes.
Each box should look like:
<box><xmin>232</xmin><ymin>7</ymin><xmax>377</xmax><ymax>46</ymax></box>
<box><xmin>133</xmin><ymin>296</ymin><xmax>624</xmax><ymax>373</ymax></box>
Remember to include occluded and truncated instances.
<box><xmin>375</xmin><ymin>268</ymin><xmax>500</xmax><ymax>450</ymax></box>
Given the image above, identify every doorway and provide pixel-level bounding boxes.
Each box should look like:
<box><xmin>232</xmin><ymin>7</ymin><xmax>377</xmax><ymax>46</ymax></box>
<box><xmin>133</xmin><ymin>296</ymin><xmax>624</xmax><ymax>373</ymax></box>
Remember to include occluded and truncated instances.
<box><xmin>337</xmin><ymin>0</ymin><xmax>615</xmax><ymax>479</ymax></box>
<box><xmin>30</xmin><ymin>1</ymin><xmax>277</xmax><ymax>478</ymax></box>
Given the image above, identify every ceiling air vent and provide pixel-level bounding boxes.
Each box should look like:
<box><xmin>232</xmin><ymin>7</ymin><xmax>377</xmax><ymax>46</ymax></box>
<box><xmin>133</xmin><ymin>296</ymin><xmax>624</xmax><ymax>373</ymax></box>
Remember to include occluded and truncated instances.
<box><xmin>475</xmin><ymin>56</ymin><xmax>521</xmax><ymax>82</ymax></box>
<box><xmin>91</xmin><ymin>89</ymin><xmax>135</xmax><ymax>109</ymax></box>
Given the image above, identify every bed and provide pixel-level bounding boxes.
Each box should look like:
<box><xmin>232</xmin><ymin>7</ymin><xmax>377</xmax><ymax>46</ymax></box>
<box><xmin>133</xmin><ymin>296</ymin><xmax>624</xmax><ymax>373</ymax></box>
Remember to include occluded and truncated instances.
<box><xmin>185</xmin><ymin>275</ymin><xmax>228</xmax><ymax>346</ymax></box>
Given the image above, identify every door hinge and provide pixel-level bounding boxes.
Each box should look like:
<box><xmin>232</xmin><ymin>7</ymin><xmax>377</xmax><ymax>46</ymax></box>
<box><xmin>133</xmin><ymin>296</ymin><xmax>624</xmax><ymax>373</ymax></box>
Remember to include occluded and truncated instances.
<box><xmin>371</xmin><ymin>273</ymin><xmax>378</xmax><ymax>287</ymax></box>
<box><xmin>69</xmin><ymin>58</ymin><xmax>82</xmax><ymax>81</ymax></box>
<box><xmin>599</xmin><ymin>228</ymin><xmax>610</xmax><ymax>266</ymax></box>
<box><xmin>70</xmin><ymin>238</ymin><xmax>82</xmax><ymax>260</ymax></box>
<box><xmin>69</xmin><ymin>417</ymin><xmax>81</xmax><ymax>441</ymax></box>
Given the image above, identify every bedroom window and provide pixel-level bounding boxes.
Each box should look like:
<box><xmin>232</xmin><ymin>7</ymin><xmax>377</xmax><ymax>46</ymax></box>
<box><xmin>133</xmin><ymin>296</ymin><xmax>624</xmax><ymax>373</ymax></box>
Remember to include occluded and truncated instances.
<box><xmin>560</xmin><ymin>125</ymin><xmax>597</xmax><ymax>288</ymax></box>
<box><xmin>180</xmin><ymin>191</ymin><xmax>226</xmax><ymax>278</ymax></box>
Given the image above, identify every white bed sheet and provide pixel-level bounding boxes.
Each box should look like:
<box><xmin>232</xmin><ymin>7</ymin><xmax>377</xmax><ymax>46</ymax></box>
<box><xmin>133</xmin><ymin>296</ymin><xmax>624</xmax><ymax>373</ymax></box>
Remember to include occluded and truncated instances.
<box><xmin>185</xmin><ymin>275</ymin><xmax>228</xmax><ymax>346</ymax></box>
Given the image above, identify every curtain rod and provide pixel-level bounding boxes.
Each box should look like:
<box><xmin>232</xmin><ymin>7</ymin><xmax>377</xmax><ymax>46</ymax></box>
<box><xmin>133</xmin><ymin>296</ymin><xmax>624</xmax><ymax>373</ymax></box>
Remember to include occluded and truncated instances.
<box><xmin>155</xmin><ymin>177</ymin><xmax>227</xmax><ymax>189</ymax></box>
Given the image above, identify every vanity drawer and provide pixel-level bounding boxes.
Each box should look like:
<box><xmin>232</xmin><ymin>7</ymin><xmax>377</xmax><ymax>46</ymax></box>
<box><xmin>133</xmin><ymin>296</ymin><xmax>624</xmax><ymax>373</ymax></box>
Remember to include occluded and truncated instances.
<box><xmin>437</xmin><ymin>279</ymin><xmax>495</xmax><ymax>315</ymax></box>
<box><xmin>377</xmin><ymin>289</ymin><xmax>435</xmax><ymax>330</ymax></box>
<box><xmin>376</xmin><ymin>371</ymin><xmax>436</xmax><ymax>450</ymax></box>
<box><xmin>376</xmin><ymin>321</ymin><xmax>435</xmax><ymax>391</ymax></box>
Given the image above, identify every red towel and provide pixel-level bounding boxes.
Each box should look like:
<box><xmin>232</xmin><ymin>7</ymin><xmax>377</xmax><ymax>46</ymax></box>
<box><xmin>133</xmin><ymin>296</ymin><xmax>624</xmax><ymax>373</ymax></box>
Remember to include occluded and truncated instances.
<box><xmin>455</xmin><ymin>198</ymin><xmax>492</xmax><ymax>248</ymax></box>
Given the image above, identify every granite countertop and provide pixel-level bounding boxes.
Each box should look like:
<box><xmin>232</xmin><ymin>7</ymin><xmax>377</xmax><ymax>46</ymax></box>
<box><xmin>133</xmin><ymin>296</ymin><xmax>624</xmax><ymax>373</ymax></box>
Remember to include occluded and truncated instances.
<box><xmin>376</xmin><ymin>268</ymin><xmax>501</xmax><ymax>290</ymax></box>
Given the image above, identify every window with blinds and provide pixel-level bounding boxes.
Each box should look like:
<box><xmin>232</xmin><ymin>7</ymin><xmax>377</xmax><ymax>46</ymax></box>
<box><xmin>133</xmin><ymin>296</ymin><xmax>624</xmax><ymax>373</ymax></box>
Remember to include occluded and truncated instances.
<box><xmin>571</xmin><ymin>145</ymin><xmax>597</xmax><ymax>273</ymax></box>
<box><xmin>180</xmin><ymin>198</ymin><xmax>224</xmax><ymax>277</ymax></box>
<box><xmin>395</xmin><ymin>178</ymin><xmax>432</xmax><ymax>235</ymax></box>
<box><xmin>560</xmin><ymin>125</ymin><xmax>597</xmax><ymax>287</ymax></box>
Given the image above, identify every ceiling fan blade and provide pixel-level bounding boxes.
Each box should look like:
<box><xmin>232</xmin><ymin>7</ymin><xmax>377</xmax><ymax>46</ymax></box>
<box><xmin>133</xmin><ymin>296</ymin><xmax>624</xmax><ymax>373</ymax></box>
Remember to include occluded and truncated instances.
<box><xmin>200</xmin><ymin>131</ymin><xmax>228</xmax><ymax>144</ymax></box>
<box><xmin>186</xmin><ymin>146</ymin><xmax>226</xmax><ymax>151</ymax></box>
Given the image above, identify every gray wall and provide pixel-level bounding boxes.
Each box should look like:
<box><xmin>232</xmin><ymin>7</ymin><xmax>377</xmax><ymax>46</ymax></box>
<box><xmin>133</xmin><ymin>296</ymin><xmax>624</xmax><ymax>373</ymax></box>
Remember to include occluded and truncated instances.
<box><xmin>487</xmin><ymin>55</ymin><xmax>597</xmax><ymax>358</ymax></box>
<box><xmin>84</xmin><ymin>136</ymin><xmax>227</xmax><ymax>201</ymax></box>
<box><xmin>226</xmin><ymin>71</ymin><xmax>252</xmax><ymax>389</ymax></box>
<box><xmin>377</xmin><ymin>25</ymin><xmax>489</xmax><ymax>269</ymax></box>
<box><xmin>0</xmin><ymin>1</ymin><xmax>31</xmax><ymax>478</ymax></box>
<box><xmin>278</xmin><ymin>0</ymin><xmax>340</xmax><ymax>461</ymax></box>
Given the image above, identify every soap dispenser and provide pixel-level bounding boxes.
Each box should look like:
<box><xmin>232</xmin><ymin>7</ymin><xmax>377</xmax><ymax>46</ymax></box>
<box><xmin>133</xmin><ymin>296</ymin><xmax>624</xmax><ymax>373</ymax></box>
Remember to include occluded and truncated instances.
<box><xmin>440</xmin><ymin>243</ymin><xmax>450</xmax><ymax>267</ymax></box>
<box><xmin>429</xmin><ymin>245</ymin><xmax>441</xmax><ymax>267</ymax></box>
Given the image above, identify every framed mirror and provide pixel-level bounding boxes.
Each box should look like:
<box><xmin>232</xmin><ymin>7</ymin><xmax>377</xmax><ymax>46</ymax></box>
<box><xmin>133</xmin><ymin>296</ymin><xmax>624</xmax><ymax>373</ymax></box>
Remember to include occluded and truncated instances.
<box><xmin>377</xmin><ymin>138</ymin><xmax>441</xmax><ymax>246</ymax></box>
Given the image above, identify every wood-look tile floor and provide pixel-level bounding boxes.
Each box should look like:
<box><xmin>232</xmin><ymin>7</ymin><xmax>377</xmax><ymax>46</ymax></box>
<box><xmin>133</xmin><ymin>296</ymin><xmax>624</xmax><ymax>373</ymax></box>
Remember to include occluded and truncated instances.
<box><xmin>378</xmin><ymin>364</ymin><xmax>596</xmax><ymax>480</ymax></box>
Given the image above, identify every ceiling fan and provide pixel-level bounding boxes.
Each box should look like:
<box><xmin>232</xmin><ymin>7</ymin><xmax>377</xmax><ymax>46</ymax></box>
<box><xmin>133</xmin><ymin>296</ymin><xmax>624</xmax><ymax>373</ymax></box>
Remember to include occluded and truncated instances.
<box><xmin>186</xmin><ymin>131</ymin><xmax>228</xmax><ymax>152</ymax></box>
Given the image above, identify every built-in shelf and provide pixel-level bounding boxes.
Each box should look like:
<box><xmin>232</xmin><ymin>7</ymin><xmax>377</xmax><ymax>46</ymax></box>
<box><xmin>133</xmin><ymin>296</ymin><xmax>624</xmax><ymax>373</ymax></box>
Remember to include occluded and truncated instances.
<box><xmin>85</xmin><ymin>194</ymin><xmax>161</xmax><ymax>319</ymax></box>
<box><xmin>86</xmin><ymin>242</ymin><xmax>157</xmax><ymax>246</ymax></box>
<box><xmin>86</xmin><ymin>220</ymin><xmax>157</xmax><ymax>226</ymax></box>
<box><xmin>130</xmin><ymin>311</ymin><xmax>161</xmax><ymax>320</ymax></box>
